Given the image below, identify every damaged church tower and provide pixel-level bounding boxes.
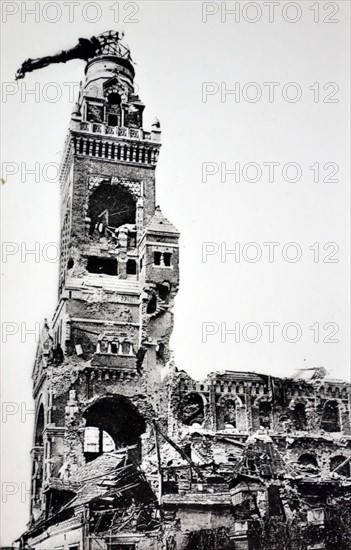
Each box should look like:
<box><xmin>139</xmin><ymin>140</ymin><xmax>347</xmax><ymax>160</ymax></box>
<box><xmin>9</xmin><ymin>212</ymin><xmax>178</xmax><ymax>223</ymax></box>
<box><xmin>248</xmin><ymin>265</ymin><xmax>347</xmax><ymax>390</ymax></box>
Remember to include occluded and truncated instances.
<box><xmin>19</xmin><ymin>32</ymin><xmax>351</xmax><ymax>550</ymax></box>
<box><xmin>25</xmin><ymin>32</ymin><xmax>179</xmax><ymax>537</ymax></box>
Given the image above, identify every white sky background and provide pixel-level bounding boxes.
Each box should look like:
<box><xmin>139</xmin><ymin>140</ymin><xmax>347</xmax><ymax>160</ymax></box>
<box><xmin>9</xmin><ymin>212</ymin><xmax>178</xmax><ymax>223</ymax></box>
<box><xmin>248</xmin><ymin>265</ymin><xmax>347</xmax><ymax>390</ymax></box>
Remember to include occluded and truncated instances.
<box><xmin>1</xmin><ymin>0</ymin><xmax>350</xmax><ymax>544</ymax></box>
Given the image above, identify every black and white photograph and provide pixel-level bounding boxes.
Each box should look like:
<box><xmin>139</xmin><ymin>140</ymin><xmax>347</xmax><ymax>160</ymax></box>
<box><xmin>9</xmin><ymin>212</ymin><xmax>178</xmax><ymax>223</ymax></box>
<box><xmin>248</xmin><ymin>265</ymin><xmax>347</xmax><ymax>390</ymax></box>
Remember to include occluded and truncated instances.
<box><xmin>1</xmin><ymin>1</ymin><xmax>350</xmax><ymax>549</ymax></box>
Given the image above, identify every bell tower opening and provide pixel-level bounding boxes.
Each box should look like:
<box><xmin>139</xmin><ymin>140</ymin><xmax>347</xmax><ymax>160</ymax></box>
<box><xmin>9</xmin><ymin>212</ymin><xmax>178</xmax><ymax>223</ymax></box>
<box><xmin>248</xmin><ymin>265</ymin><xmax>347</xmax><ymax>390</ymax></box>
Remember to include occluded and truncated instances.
<box><xmin>108</xmin><ymin>92</ymin><xmax>122</xmax><ymax>105</ymax></box>
<box><xmin>88</xmin><ymin>183</ymin><xmax>136</xmax><ymax>232</ymax></box>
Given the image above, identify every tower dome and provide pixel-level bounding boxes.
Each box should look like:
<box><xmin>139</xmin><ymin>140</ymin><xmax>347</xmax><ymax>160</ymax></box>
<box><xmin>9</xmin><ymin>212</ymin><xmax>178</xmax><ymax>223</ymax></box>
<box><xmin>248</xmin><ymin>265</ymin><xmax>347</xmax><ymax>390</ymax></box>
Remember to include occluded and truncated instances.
<box><xmin>84</xmin><ymin>31</ymin><xmax>135</xmax><ymax>94</ymax></box>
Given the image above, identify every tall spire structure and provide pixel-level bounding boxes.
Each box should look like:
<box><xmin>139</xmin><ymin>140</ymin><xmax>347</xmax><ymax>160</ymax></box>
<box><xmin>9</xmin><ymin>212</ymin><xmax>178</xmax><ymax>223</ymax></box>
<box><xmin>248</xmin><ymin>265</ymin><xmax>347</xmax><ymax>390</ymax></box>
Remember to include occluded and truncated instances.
<box><xmin>27</xmin><ymin>31</ymin><xmax>179</xmax><ymax>530</ymax></box>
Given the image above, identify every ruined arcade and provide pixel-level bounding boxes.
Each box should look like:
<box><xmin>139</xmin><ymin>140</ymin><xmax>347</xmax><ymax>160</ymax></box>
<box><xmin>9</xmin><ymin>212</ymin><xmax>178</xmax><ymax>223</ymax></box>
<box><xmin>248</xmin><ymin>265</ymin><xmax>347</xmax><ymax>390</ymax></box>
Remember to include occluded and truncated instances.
<box><xmin>18</xmin><ymin>33</ymin><xmax>351</xmax><ymax>550</ymax></box>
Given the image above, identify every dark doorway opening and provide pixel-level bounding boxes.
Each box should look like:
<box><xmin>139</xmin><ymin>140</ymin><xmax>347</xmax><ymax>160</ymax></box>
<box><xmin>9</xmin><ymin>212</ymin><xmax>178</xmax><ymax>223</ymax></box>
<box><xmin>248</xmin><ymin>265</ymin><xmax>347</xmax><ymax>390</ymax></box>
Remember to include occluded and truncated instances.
<box><xmin>126</xmin><ymin>259</ymin><xmax>137</xmax><ymax>275</ymax></box>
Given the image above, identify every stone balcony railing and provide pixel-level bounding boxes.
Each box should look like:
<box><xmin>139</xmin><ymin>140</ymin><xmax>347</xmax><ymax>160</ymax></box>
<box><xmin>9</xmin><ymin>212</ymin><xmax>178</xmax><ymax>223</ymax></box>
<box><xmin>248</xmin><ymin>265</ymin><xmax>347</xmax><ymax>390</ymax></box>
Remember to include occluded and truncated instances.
<box><xmin>79</xmin><ymin>121</ymin><xmax>155</xmax><ymax>142</ymax></box>
<box><xmin>60</xmin><ymin>120</ymin><xmax>161</xmax><ymax>189</ymax></box>
<box><xmin>72</xmin><ymin>128</ymin><xmax>160</xmax><ymax>165</ymax></box>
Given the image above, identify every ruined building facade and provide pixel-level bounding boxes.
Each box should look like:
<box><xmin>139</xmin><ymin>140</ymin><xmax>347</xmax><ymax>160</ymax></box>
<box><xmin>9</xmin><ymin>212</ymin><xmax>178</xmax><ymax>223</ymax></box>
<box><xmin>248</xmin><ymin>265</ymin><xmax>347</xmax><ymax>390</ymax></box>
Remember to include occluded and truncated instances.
<box><xmin>21</xmin><ymin>39</ymin><xmax>351</xmax><ymax>550</ymax></box>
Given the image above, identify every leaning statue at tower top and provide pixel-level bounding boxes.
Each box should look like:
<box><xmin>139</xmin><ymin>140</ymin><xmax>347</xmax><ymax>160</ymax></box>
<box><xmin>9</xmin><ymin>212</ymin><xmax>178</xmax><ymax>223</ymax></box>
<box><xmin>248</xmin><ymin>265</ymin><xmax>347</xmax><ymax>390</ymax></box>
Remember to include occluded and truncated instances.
<box><xmin>15</xmin><ymin>30</ymin><xmax>132</xmax><ymax>80</ymax></box>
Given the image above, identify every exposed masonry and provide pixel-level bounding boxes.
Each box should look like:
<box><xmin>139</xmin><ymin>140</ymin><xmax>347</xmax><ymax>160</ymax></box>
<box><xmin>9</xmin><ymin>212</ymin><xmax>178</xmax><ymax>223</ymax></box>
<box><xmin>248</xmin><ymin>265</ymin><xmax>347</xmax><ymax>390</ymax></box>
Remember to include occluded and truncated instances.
<box><xmin>19</xmin><ymin>35</ymin><xmax>351</xmax><ymax>550</ymax></box>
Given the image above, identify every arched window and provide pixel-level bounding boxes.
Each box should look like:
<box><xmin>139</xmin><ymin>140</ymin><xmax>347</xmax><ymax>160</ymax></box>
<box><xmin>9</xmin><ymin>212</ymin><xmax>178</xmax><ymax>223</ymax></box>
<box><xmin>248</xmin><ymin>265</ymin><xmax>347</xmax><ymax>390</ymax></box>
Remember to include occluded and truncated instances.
<box><xmin>330</xmin><ymin>455</ymin><xmax>350</xmax><ymax>477</ymax></box>
<box><xmin>110</xmin><ymin>342</ymin><xmax>118</xmax><ymax>354</ymax></box>
<box><xmin>126</xmin><ymin>259</ymin><xmax>137</xmax><ymax>275</ymax></box>
<box><xmin>35</xmin><ymin>405</ymin><xmax>45</xmax><ymax>446</ymax></box>
<box><xmin>180</xmin><ymin>393</ymin><xmax>205</xmax><ymax>426</ymax></box>
<box><xmin>321</xmin><ymin>400</ymin><xmax>340</xmax><ymax>432</ymax></box>
<box><xmin>106</xmin><ymin>92</ymin><xmax>122</xmax><ymax>127</ymax></box>
<box><xmin>121</xmin><ymin>341</ymin><xmax>134</xmax><ymax>355</ymax></box>
<box><xmin>298</xmin><ymin>454</ymin><xmax>319</xmax><ymax>469</ymax></box>
<box><xmin>217</xmin><ymin>399</ymin><xmax>237</xmax><ymax>430</ymax></box>
<box><xmin>294</xmin><ymin>403</ymin><xmax>307</xmax><ymax>431</ymax></box>
<box><xmin>97</xmin><ymin>338</ymin><xmax>133</xmax><ymax>356</ymax></box>
<box><xmin>98</xmin><ymin>338</ymin><xmax>109</xmax><ymax>353</ymax></box>
<box><xmin>83</xmin><ymin>396</ymin><xmax>146</xmax><ymax>463</ymax></box>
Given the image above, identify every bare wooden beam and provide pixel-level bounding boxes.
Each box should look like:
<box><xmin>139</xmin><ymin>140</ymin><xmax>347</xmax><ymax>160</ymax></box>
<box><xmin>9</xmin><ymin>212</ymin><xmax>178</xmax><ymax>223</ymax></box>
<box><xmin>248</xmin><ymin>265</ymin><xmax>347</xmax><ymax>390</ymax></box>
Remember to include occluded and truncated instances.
<box><xmin>153</xmin><ymin>421</ymin><xmax>204</xmax><ymax>479</ymax></box>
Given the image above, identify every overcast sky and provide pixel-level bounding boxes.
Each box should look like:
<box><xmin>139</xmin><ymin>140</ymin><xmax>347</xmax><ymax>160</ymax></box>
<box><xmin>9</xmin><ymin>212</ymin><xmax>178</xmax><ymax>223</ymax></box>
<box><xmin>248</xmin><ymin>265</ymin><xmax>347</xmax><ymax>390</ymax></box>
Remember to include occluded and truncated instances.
<box><xmin>1</xmin><ymin>0</ymin><xmax>350</xmax><ymax>543</ymax></box>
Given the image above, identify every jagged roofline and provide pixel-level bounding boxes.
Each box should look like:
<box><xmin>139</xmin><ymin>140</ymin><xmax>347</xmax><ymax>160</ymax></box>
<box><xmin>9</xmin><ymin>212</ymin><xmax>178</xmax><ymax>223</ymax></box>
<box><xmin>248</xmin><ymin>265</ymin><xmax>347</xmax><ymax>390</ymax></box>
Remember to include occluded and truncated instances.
<box><xmin>15</xmin><ymin>30</ymin><xmax>134</xmax><ymax>80</ymax></box>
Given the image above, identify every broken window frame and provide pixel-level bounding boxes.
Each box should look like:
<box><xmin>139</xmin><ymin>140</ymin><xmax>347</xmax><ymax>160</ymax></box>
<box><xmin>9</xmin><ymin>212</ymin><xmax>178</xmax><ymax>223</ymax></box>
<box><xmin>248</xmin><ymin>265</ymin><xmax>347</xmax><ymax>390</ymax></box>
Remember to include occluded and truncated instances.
<box><xmin>84</xmin><ymin>426</ymin><xmax>116</xmax><ymax>455</ymax></box>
